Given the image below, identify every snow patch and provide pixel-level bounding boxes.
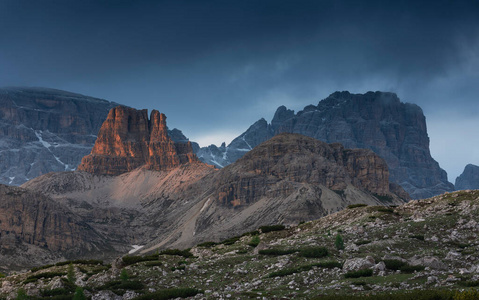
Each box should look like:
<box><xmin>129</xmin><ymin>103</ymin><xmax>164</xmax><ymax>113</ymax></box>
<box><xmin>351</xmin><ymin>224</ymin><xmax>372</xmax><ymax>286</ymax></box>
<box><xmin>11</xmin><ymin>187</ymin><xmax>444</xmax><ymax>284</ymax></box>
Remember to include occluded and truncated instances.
<box><xmin>34</xmin><ymin>130</ymin><xmax>68</xmax><ymax>169</ymax></box>
<box><xmin>129</xmin><ymin>245</ymin><xmax>144</xmax><ymax>254</ymax></box>
<box><xmin>200</xmin><ymin>198</ymin><xmax>211</xmax><ymax>213</ymax></box>
<box><xmin>242</xmin><ymin>135</ymin><xmax>253</xmax><ymax>150</ymax></box>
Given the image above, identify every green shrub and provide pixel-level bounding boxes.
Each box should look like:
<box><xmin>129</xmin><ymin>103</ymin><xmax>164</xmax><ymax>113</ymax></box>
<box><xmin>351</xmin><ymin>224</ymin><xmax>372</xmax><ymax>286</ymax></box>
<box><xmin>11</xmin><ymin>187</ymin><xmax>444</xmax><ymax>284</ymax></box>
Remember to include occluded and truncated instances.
<box><xmin>268</xmin><ymin>268</ymin><xmax>298</xmax><ymax>278</ymax></box>
<box><xmin>355</xmin><ymin>240</ymin><xmax>371</xmax><ymax>246</ymax></box>
<box><xmin>30</xmin><ymin>264</ymin><xmax>55</xmax><ymax>272</ymax></box>
<box><xmin>133</xmin><ymin>288</ymin><xmax>200</xmax><ymax>300</ymax></box>
<box><xmin>248</xmin><ymin>235</ymin><xmax>260</xmax><ymax>247</ymax></box>
<box><xmin>0</xmin><ymin>272</ymin><xmax>5</xmax><ymax>278</ymax></box>
<box><xmin>399</xmin><ymin>265</ymin><xmax>425</xmax><ymax>273</ymax></box>
<box><xmin>16</xmin><ymin>289</ymin><xmax>28</xmax><ymax>300</ymax></box>
<box><xmin>160</xmin><ymin>249</ymin><xmax>194</xmax><ymax>258</ymax></box>
<box><xmin>376</xmin><ymin>207</ymin><xmax>394</xmax><ymax>213</ymax></box>
<box><xmin>197</xmin><ymin>241</ymin><xmax>217</xmax><ymax>248</ymax></box>
<box><xmin>220</xmin><ymin>236</ymin><xmax>241</xmax><ymax>245</ymax></box>
<box><xmin>344</xmin><ymin>269</ymin><xmax>373</xmax><ymax>278</ymax></box>
<box><xmin>258</xmin><ymin>249</ymin><xmax>297</xmax><ymax>256</ymax></box>
<box><xmin>100</xmin><ymin>280</ymin><xmax>144</xmax><ymax>291</ymax></box>
<box><xmin>241</xmin><ymin>230</ymin><xmax>260</xmax><ymax>237</ymax></box>
<box><xmin>120</xmin><ymin>269</ymin><xmax>129</xmax><ymax>282</ymax></box>
<box><xmin>347</xmin><ymin>204</ymin><xmax>368</xmax><ymax>209</ymax></box>
<box><xmin>67</xmin><ymin>263</ymin><xmax>75</xmax><ymax>284</ymax></box>
<box><xmin>25</xmin><ymin>271</ymin><xmax>66</xmax><ymax>283</ymax></box>
<box><xmin>259</xmin><ymin>225</ymin><xmax>285</xmax><ymax>233</ymax></box>
<box><xmin>383</xmin><ymin>259</ymin><xmax>406</xmax><ymax>270</ymax></box>
<box><xmin>299</xmin><ymin>247</ymin><xmax>329</xmax><ymax>258</ymax></box>
<box><xmin>55</xmin><ymin>259</ymin><xmax>103</xmax><ymax>266</ymax></box>
<box><xmin>455</xmin><ymin>289</ymin><xmax>479</xmax><ymax>300</ymax></box>
<box><xmin>122</xmin><ymin>254</ymin><xmax>159</xmax><ymax>266</ymax></box>
<box><xmin>335</xmin><ymin>234</ymin><xmax>344</xmax><ymax>250</ymax></box>
<box><xmin>72</xmin><ymin>287</ymin><xmax>86</xmax><ymax>300</ymax></box>
<box><xmin>409</xmin><ymin>235</ymin><xmax>425</xmax><ymax>241</ymax></box>
<box><xmin>315</xmin><ymin>261</ymin><xmax>342</xmax><ymax>269</ymax></box>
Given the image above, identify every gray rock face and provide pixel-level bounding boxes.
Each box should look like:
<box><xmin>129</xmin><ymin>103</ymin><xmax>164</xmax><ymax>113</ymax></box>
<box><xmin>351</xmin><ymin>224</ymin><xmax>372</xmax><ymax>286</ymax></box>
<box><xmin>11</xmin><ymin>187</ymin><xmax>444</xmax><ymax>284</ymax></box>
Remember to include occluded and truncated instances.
<box><xmin>0</xmin><ymin>87</ymin><xmax>118</xmax><ymax>185</ymax></box>
<box><xmin>455</xmin><ymin>164</ymin><xmax>479</xmax><ymax>190</ymax></box>
<box><xmin>196</xmin><ymin>91</ymin><xmax>454</xmax><ymax>199</ymax></box>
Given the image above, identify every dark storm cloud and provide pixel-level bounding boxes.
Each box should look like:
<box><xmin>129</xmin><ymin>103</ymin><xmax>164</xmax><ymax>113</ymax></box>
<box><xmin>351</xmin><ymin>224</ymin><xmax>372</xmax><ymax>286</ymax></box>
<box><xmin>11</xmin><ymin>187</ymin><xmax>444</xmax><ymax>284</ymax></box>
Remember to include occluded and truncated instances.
<box><xmin>1</xmin><ymin>0</ymin><xmax>478</xmax><ymax>179</ymax></box>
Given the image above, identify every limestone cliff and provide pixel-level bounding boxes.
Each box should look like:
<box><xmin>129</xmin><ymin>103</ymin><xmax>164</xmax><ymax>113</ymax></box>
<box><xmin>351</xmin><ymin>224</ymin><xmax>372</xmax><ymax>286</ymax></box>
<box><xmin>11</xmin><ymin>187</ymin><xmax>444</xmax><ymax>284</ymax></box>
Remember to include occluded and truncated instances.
<box><xmin>212</xmin><ymin>133</ymin><xmax>406</xmax><ymax>208</ymax></box>
<box><xmin>0</xmin><ymin>184</ymin><xmax>109</xmax><ymax>260</ymax></box>
<box><xmin>197</xmin><ymin>91</ymin><xmax>454</xmax><ymax>199</ymax></box>
<box><xmin>0</xmin><ymin>87</ymin><xmax>118</xmax><ymax>185</ymax></box>
<box><xmin>455</xmin><ymin>164</ymin><xmax>479</xmax><ymax>190</ymax></box>
<box><xmin>78</xmin><ymin>106</ymin><xmax>199</xmax><ymax>175</ymax></box>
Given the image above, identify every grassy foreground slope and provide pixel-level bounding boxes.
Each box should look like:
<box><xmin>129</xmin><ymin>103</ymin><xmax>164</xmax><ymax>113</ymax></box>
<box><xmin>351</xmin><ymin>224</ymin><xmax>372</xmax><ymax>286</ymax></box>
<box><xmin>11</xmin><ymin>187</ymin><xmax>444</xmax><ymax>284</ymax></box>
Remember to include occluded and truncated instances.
<box><xmin>1</xmin><ymin>190</ymin><xmax>478</xmax><ymax>299</ymax></box>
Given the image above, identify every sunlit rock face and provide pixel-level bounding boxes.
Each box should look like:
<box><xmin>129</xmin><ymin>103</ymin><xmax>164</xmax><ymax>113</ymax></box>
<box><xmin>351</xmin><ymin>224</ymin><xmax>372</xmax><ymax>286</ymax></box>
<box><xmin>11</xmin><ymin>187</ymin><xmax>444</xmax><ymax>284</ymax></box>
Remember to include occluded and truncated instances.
<box><xmin>197</xmin><ymin>91</ymin><xmax>454</xmax><ymax>199</ymax></box>
<box><xmin>78</xmin><ymin>106</ymin><xmax>198</xmax><ymax>175</ymax></box>
<box><xmin>0</xmin><ymin>87</ymin><xmax>118</xmax><ymax>185</ymax></box>
<box><xmin>455</xmin><ymin>164</ymin><xmax>479</xmax><ymax>190</ymax></box>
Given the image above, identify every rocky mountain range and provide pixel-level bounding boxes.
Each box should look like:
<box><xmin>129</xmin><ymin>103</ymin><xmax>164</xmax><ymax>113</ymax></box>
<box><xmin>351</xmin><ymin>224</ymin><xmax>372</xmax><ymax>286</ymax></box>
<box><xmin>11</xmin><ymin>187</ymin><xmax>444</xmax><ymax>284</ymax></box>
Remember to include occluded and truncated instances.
<box><xmin>196</xmin><ymin>91</ymin><xmax>455</xmax><ymax>199</ymax></box>
<box><xmin>1</xmin><ymin>107</ymin><xmax>407</xmax><ymax>272</ymax></box>
<box><xmin>0</xmin><ymin>87</ymin><xmax>458</xmax><ymax>200</ymax></box>
<box><xmin>0</xmin><ymin>87</ymin><xmax>118</xmax><ymax>185</ymax></box>
<box><xmin>456</xmin><ymin>164</ymin><xmax>479</xmax><ymax>190</ymax></box>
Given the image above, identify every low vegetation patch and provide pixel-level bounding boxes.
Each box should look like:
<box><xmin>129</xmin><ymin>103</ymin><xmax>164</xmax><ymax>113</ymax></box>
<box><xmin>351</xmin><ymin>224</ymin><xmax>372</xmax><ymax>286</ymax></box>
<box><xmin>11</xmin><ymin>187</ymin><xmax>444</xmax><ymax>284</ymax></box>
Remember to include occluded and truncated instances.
<box><xmin>248</xmin><ymin>235</ymin><xmax>260</xmax><ymax>247</ymax></box>
<box><xmin>30</xmin><ymin>264</ymin><xmax>55</xmax><ymax>273</ymax></box>
<box><xmin>300</xmin><ymin>247</ymin><xmax>329</xmax><ymax>258</ymax></box>
<box><xmin>399</xmin><ymin>265</ymin><xmax>425</xmax><ymax>273</ymax></box>
<box><xmin>259</xmin><ymin>224</ymin><xmax>285</xmax><ymax>233</ymax></box>
<box><xmin>383</xmin><ymin>259</ymin><xmax>407</xmax><ymax>270</ymax></box>
<box><xmin>376</xmin><ymin>207</ymin><xmax>394</xmax><ymax>214</ymax></box>
<box><xmin>99</xmin><ymin>280</ymin><xmax>144</xmax><ymax>291</ymax></box>
<box><xmin>220</xmin><ymin>236</ymin><xmax>241</xmax><ymax>245</ymax></box>
<box><xmin>196</xmin><ymin>241</ymin><xmax>217</xmax><ymax>248</ymax></box>
<box><xmin>122</xmin><ymin>254</ymin><xmax>158</xmax><ymax>266</ymax></box>
<box><xmin>55</xmin><ymin>259</ymin><xmax>103</xmax><ymax>266</ymax></box>
<box><xmin>409</xmin><ymin>235</ymin><xmax>425</xmax><ymax>241</ymax></box>
<box><xmin>258</xmin><ymin>249</ymin><xmax>297</xmax><ymax>256</ymax></box>
<box><xmin>347</xmin><ymin>204</ymin><xmax>368</xmax><ymax>209</ymax></box>
<box><xmin>355</xmin><ymin>240</ymin><xmax>372</xmax><ymax>246</ymax></box>
<box><xmin>159</xmin><ymin>249</ymin><xmax>194</xmax><ymax>258</ymax></box>
<box><xmin>24</xmin><ymin>271</ymin><xmax>66</xmax><ymax>284</ymax></box>
<box><xmin>133</xmin><ymin>288</ymin><xmax>201</xmax><ymax>300</ymax></box>
<box><xmin>344</xmin><ymin>269</ymin><xmax>373</xmax><ymax>278</ymax></box>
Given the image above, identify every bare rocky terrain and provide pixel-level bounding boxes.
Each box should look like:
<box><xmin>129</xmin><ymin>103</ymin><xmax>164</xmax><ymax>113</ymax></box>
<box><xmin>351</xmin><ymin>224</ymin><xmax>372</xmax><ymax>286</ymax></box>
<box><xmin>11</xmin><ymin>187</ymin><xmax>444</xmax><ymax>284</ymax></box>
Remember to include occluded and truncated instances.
<box><xmin>1</xmin><ymin>190</ymin><xmax>478</xmax><ymax>299</ymax></box>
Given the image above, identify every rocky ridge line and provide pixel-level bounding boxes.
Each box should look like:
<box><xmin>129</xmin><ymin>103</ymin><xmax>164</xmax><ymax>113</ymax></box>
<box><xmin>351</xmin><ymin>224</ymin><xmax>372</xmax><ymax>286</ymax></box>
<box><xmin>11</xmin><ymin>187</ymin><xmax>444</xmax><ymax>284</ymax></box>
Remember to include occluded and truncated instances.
<box><xmin>196</xmin><ymin>91</ymin><xmax>454</xmax><ymax>199</ymax></box>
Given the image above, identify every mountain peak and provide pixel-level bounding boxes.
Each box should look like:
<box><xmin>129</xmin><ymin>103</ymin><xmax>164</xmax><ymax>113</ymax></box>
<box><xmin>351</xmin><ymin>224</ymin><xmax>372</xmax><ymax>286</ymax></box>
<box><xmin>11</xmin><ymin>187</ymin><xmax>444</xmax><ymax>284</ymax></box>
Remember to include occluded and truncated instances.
<box><xmin>78</xmin><ymin>106</ymin><xmax>199</xmax><ymax>175</ymax></box>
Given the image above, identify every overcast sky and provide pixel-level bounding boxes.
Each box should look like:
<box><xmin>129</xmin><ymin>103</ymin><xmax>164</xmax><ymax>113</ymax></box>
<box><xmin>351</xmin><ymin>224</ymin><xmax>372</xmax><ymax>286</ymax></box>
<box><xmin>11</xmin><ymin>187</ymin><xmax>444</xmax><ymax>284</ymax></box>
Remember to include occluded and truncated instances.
<box><xmin>1</xmin><ymin>0</ymin><xmax>478</xmax><ymax>182</ymax></box>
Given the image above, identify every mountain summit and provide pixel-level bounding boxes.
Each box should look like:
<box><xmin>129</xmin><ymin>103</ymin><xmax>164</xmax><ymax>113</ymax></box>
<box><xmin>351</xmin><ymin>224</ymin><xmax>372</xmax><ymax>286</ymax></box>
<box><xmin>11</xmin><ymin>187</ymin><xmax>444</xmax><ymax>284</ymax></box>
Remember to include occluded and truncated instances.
<box><xmin>197</xmin><ymin>91</ymin><xmax>454</xmax><ymax>199</ymax></box>
<box><xmin>78</xmin><ymin>106</ymin><xmax>199</xmax><ymax>175</ymax></box>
